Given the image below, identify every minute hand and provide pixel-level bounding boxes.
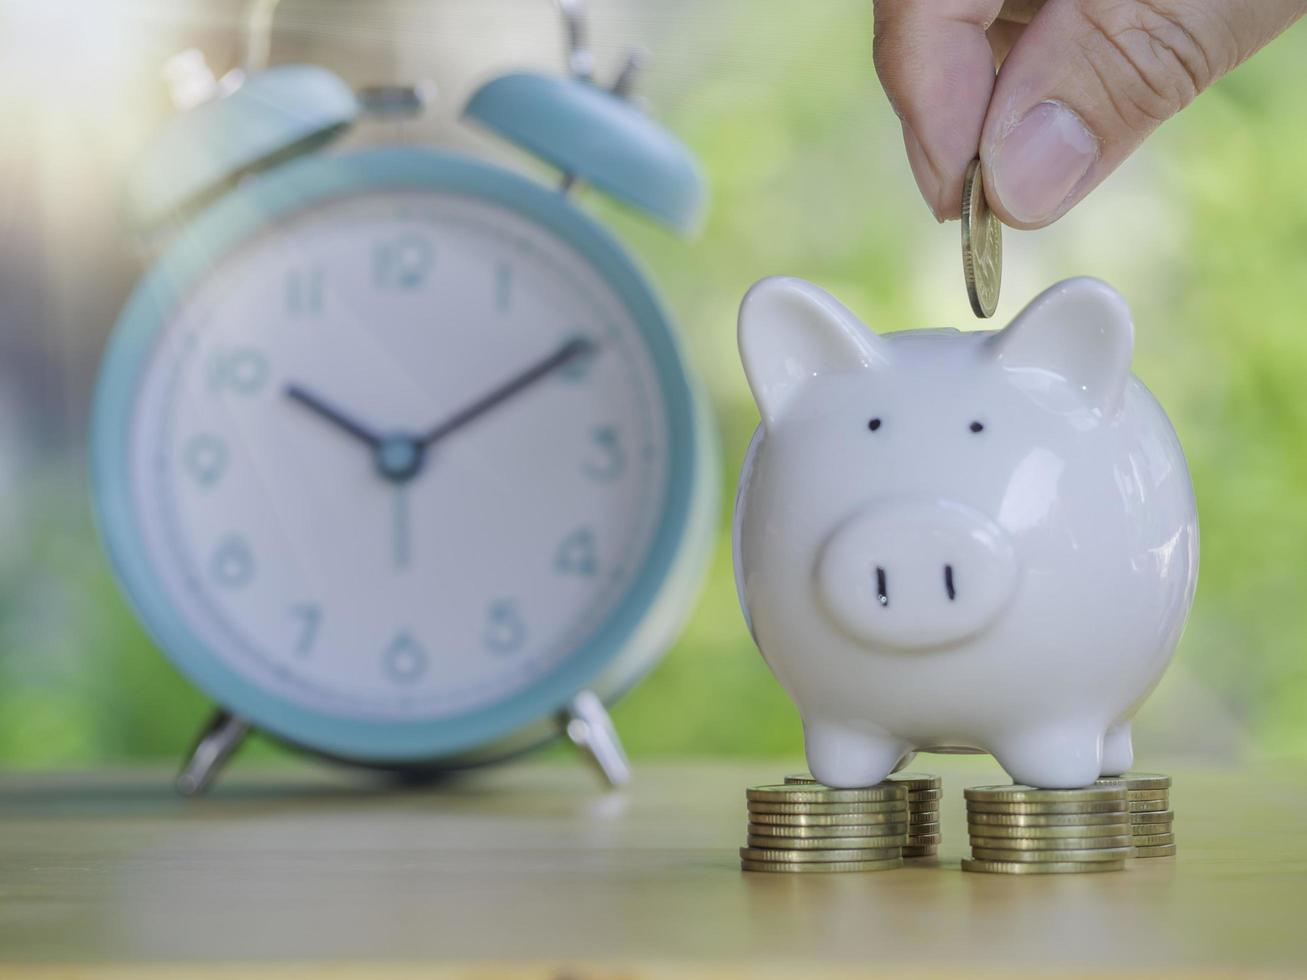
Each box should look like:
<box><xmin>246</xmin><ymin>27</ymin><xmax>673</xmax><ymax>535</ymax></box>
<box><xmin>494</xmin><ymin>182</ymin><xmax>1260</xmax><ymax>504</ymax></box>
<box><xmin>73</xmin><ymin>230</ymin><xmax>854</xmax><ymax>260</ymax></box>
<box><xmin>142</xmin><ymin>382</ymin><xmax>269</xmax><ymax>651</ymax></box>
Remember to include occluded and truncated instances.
<box><xmin>418</xmin><ymin>337</ymin><xmax>593</xmax><ymax>448</ymax></box>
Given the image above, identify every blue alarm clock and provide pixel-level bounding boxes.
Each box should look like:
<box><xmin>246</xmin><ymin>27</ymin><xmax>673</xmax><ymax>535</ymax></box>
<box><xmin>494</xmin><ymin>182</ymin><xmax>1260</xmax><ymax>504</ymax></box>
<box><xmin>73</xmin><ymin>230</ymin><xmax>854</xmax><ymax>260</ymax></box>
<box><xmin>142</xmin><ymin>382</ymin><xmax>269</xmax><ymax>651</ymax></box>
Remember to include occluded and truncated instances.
<box><xmin>92</xmin><ymin>0</ymin><xmax>716</xmax><ymax>793</ymax></box>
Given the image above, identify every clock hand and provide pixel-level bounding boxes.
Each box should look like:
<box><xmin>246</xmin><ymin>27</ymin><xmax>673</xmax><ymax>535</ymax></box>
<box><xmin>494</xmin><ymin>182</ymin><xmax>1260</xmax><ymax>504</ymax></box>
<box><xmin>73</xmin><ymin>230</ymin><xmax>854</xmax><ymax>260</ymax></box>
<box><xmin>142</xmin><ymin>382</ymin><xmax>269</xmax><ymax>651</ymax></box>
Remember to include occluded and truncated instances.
<box><xmin>285</xmin><ymin>384</ymin><xmax>383</xmax><ymax>448</ymax></box>
<box><xmin>418</xmin><ymin>337</ymin><xmax>594</xmax><ymax>448</ymax></box>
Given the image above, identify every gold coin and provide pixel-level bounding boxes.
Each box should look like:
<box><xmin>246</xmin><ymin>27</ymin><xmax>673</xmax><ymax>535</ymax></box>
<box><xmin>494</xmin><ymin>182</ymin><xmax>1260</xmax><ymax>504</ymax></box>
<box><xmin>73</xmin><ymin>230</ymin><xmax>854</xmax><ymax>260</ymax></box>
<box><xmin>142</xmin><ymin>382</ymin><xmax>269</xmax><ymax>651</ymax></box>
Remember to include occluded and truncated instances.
<box><xmin>741</xmin><ymin>857</ymin><xmax>903</xmax><ymax>873</ymax></box>
<box><xmin>967</xmin><ymin>800</ymin><xmax>1126</xmax><ymax>815</ymax></box>
<box><xmin>998</xmin><ymin>0</ymin><xmax>1047</xmax><ymax>26</ymax></box>
<box><xmin>971</xmin><ymin>846</ymin><xmax>1134</xmax><ymax>863</ymax></box>
<box><xmin>965</xmin><ymin>785</ymin><xmax>1124</xmax><ymax>804</ymax></box>
<box><xmin>1133</xmin><ymin>843</ymin><xmax>1177</xmax><ymax>858</ymax></box>
<box><xmin>781</xmin><ymin>771</ymin><xmax>942</xmax><ymax>793</ymax></box>
<box><xmin>1130</xmin><ymin>810</ymin><xmax>1175</xmax><ymax>824</ymax></box>
<box><xmin>1126</xmin><ymin>789</ymin><xmax>1169</xmax><ymax>802</ymax></box>
<box><xmin>1097</xmin><ymin>773</ymin><xmax>1171</xmax><ymax>794</ymax></box>
<box><xmin>740</xmin><ymin>846</ymin><xmax>901</xmax><ymax>863</ymax></box>
<box><xmin>888</xmin><ymin>772</ymin><xmax>942</xmax><ymax>791</ymax></box>
<box><xmin>963</xmin><ymin>858</ymin><xmax>1125</xmax><ymax>875</ymax></box>
<box><xmin>961</xmin><ymin>157</ymin><xmax>1002</xmax><ymax>318</ymax></box>
<box><xmin>902</xmin><ymin>845</ymin><xmax>939</xmax><ymax>858</ymax></box>
<box><xmin>906</xmin><ymin>789</ymin><xmax>943</xmax><ymax>803</ymax></box>
<box><xmin>908</xmin><ymin>822</ymin><xmax>941</xmax><ymax>835</ymax></box>
<box><xmin>747</xmin><ymin>783</ymin><xmax>905</xmax><ymax>804</ymax></box>
<box><xmin>909</xmin><ymin>810</ymin><xmax>941</xmax><ymax>825</ymax></box>
<box><xmin>1129</xmin><ymin>774</ymin><xmax>1171</xmax><ymax>789</ymax></box>
<box><xmin>748</xmin><ymin>821</ymin><xmax>908</xmax><ymax>838</ymax></box>
<box><xmin>971</xmin><ymin>835</ymin><xmax>1133</xmax><ymax>850</ymax></box>
<box><xmin>748</xmin><ymin>800</ymin><xmax>908</xmax><ymax>816</ymax></box>
<box><xmin>967</xmin><ymin>810</ymin><xmax>1129</xmax><ymax>827</ymax></box>
<box><xmin>907</xmin><ymin>835</ymin><xmax>942</xmax><ymax>847</ymax></box>
<box><xmin>909</xmin><ymin>801</ymin><xmax>940</xmax><ymax>813</ymax></box>
<box><xmin>1129</xmin><ymin>799</ymin><xmax>1168</xmax><ymax>813</ymax></box>
<box><xmin>1132</xmin><ymin>832</ymin><xmax>1176</xmax><ymax>847</ymax></box>
<box><xmin>746</xmin><ymin>834</ymin><xmax>906</xmax><ymax>850</ymax></box>
<box><xmin>968</xmin><ymin>822</ymin><xmax>1128</xmax><ymax>839</ymax></box>
<box><xmin>1096</xmin><ymin>772</ymin><xmax>1171</xmax><ymax>791</ymax></box>
<box><xmin>748</xmin><ymin>810</ymin><xmax>908</xmax><ymax>827</ymax></box>
<box><xmin>1133</xmin><ymin>823</ymin><xmax>1174</xmax><ymax>836</ymax></box>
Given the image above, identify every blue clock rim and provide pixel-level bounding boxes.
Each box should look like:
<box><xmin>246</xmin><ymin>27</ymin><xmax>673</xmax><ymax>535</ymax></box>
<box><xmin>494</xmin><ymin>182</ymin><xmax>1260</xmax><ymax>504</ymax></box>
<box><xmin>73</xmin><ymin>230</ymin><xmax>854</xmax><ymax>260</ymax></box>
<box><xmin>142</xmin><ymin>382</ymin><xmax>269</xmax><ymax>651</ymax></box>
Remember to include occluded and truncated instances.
<box><xmin>92</xmin><ymin>146</ymin><xmax>702</xmax><ymax>762</ymax></box>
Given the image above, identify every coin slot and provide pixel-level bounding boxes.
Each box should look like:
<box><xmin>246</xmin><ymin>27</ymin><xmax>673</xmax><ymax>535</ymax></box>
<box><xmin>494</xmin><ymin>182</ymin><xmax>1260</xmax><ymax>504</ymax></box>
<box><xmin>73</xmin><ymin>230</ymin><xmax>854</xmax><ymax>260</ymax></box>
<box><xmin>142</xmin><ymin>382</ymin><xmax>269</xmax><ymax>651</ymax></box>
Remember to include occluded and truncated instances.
<box><xmin>970</xmin><ymin>420</ymin><xmax>984</xmax><ymax>433</ymax></box>
<box><xmin>867</xmin><ymin>417</ymin><xmax>882</xmax><ymax>432</ymax></box>
<box><xmin>875</xmin><ymin>566</ymin><xmax>889</xmax><ymax>607</ymax></box>
<box><xmin>944</xmin><ymin>564</ymin><xmax>957</xmax><ymax>601</ymax></box>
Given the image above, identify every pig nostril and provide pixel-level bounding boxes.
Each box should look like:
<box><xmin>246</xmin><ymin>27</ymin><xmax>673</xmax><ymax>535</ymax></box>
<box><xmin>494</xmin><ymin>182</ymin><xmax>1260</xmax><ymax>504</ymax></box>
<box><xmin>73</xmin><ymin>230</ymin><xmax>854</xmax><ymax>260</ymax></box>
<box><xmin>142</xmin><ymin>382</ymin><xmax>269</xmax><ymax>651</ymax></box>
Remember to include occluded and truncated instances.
<box><xmin>875</xmin><ymin>566</ymin><xmax>889</xmax><ymax>607</ymax></box>
<box><xmin>944</xmin><ymin>564</ymin><xmax>956</xmax><ymax>601</ymax></box>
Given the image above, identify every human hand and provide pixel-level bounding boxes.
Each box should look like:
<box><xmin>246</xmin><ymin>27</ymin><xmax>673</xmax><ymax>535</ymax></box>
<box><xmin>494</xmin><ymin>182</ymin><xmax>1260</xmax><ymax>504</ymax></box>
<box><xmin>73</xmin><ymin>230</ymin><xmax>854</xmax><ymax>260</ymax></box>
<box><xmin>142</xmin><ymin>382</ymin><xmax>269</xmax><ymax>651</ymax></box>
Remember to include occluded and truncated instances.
<box><xmin>872</xmin><ymin>0</ymin><xmax>1307</xmax><ymax>228</ymax></box>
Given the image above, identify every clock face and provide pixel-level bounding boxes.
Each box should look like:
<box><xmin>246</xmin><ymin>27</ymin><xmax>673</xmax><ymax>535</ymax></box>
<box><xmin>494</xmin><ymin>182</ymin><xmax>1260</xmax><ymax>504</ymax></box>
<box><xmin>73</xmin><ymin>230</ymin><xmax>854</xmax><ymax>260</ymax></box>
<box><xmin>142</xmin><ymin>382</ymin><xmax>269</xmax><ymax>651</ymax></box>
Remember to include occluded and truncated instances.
<box><xmin>120</xmin><ymin>184</ymin><xmax>679</xmax><ymax>733</ymax></box>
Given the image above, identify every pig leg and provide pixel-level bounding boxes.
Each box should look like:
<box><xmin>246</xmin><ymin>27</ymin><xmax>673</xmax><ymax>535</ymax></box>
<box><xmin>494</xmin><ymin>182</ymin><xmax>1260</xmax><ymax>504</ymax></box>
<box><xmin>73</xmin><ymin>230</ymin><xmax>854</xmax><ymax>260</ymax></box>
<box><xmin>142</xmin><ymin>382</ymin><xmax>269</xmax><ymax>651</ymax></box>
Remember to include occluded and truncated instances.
<box><xmin>803</xmin><ymin>720</ymin><xmax>910</xmax><ymax>789</ymax></box>
<box><xmin>990</xmin><ymin>725</ymin><xmax>1103</xmax><ymax>789</ymax></box>
<box><xmin>1100</xmin><ymin>722</ymin><xmax>1134</xmax><ymax>776</ymax></box>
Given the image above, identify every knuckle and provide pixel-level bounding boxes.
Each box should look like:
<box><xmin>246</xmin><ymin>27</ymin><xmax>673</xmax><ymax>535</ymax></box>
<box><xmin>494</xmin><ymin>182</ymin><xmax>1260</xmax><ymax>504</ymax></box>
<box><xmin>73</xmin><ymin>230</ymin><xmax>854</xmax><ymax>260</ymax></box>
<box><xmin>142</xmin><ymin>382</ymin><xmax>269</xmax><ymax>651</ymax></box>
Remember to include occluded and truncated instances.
<box><xmin>1076</xmin><ymin>0</ymin><xmax>1230</xmax><ymax>130</ymax></box>
<box><xmin>871</xmin><ymin>6</ymin><xmax>900</xmax><ymax>84</ymax></box>
<box><xmin>871</xmin><ymin>28</ymin><xmax>896</xmax><ymax>82</ymax></box>
<box><xmin>871</xmin><ymin>1</ymin><xmax>916</xmax><ymax>77</ymax></box>
<box><xmin>871</xmin><ymin>2</ymin><xmax>923</xmax><ymax>116</ymax></box>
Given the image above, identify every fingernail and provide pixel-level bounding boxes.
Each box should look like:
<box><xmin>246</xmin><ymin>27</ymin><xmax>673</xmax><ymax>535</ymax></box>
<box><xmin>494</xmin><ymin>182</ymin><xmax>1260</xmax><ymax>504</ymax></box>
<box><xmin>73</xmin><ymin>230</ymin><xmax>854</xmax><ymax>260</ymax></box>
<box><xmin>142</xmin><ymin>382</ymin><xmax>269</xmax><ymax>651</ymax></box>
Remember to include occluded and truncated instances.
<box><xmin>900</xmin><ymin>122</ymin><xmax>946</xmax><ymax>223</ymax></box>
<box><xmin>990</xmin><ymin>101</ymin><xmax>1099</xmax><ymax>224</ymax></box>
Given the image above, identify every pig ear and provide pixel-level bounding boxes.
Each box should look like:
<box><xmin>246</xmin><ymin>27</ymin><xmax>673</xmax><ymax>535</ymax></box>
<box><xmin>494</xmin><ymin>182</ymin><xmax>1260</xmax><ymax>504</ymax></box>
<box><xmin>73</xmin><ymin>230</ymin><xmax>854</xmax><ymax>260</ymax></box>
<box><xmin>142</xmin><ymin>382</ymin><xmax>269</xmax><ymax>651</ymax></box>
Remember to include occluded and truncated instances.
<box><xmin>738</xmin><ymin>277</ymin><xmax>889</xmax><ymax>426</ymax></box>
<box><xmin>989</xmin><ymin>277</ymin><xmax>1135</xmax><ymax>417</ymax></box>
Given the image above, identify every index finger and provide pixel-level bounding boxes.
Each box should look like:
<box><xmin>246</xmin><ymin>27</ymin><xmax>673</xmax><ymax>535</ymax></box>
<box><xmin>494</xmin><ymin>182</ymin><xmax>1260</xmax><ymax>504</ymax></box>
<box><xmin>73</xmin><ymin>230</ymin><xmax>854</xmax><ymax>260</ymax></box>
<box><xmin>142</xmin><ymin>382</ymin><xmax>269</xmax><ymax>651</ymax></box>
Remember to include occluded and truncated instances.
<box><xmin>872</xmin><ymin>0</ymin><xmax>1007</xmax><ymax>220</ymax></box>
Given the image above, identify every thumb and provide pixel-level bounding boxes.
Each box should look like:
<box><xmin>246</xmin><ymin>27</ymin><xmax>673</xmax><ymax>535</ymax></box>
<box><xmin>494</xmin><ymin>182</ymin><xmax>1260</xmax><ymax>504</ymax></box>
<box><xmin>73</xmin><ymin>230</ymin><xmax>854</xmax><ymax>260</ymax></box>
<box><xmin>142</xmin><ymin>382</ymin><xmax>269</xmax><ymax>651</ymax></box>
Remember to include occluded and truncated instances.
<box><xmin>980</xmin><ymin>0</ymin><xmax>1307</xmax><ymax>228</ymax></box>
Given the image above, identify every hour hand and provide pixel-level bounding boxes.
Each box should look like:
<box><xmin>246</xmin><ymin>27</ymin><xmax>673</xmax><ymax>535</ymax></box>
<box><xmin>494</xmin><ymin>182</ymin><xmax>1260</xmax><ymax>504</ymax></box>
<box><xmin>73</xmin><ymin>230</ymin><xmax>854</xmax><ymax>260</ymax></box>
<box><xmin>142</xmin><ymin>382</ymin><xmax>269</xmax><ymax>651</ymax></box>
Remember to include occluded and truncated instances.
<box><xmin>285</xmin><ymin>384</ymin><xmax>382</xmax><ymax>447</ymax></box>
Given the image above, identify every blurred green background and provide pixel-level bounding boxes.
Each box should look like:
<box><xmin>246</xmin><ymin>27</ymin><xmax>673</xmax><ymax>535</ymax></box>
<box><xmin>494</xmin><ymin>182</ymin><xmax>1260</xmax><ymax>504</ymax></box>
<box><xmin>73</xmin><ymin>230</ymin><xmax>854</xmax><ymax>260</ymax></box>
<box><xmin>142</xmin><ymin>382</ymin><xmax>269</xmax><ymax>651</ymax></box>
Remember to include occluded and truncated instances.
<box><xmin>0</xmin><ymin>0</ymin><xmax>1303</xmax><ymax>769</ymax></box>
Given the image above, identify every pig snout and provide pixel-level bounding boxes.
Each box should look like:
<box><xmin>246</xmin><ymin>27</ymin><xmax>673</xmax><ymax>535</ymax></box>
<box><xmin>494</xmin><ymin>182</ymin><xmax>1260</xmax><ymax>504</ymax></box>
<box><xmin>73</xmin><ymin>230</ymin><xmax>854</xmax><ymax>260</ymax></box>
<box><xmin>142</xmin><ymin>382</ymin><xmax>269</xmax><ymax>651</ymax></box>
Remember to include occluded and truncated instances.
<box><xmin>814</xmin><ymin>499</ymin><xmax>1017</xmax><ymax>651</ymax></box>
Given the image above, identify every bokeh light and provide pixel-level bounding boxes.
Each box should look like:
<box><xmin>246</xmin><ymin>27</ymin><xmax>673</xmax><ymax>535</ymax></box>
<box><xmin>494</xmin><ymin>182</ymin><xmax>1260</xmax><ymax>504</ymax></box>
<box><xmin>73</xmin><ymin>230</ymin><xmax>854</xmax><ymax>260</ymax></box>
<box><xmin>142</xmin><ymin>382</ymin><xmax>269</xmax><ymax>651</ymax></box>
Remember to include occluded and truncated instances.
<box><xmin>0</xmin><ymin>0</ymin><xmax>1303</xmax><ymax>768</ymax></box>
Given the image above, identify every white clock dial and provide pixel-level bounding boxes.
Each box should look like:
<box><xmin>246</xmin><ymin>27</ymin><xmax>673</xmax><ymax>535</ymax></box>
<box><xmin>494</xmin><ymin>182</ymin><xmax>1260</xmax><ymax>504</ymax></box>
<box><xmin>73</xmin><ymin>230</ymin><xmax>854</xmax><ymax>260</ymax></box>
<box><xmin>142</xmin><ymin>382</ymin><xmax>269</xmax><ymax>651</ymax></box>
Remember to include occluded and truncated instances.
<box><xmin>127</xmin><ymin>190</ymin><xmax>670</xmax><ymax>722</ymax></box>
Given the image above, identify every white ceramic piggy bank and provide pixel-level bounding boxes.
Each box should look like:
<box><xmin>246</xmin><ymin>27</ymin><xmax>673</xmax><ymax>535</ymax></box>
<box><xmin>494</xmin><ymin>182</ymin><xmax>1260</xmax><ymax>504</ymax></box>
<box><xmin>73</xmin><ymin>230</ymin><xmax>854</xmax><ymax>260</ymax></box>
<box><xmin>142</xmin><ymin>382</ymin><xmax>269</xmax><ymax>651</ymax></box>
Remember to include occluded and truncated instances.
<box><xmin>733</xmin><ymin>276</ymin><xmax>1198</xmax><ymax>789</ymax></box>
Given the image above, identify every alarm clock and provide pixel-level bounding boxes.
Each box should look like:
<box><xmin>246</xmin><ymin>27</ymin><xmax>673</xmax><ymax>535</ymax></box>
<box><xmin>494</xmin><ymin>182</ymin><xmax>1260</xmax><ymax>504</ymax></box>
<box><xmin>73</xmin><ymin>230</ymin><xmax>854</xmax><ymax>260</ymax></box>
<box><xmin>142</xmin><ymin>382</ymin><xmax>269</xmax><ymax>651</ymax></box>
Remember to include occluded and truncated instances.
<box><xmin>92</xmin><ymin>0</ymin><xmax>716</xmax><ymax>793</ymax></box>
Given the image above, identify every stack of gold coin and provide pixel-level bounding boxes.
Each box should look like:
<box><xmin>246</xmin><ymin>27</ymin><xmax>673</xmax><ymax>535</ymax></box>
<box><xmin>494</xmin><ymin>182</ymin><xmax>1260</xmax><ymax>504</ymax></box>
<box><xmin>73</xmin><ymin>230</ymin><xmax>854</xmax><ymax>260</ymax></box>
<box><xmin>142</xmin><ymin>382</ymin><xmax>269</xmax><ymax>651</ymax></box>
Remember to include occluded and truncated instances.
<box><xmin>962</xmin><ymin>784</ymin><xmax>1131</xmax><ymax>875</ymax></box>
<box><xmin>1097</xmin><ymin>772</ymin><xmax>1174</xmax><ymax>857</ymax></box>
<box><xmin>891</xmin><ymin>772</ymin><xmax>943</xmax><ymax>857</ymax></box>
<box><xmin>743</xmin><ymin>782</ymin><xmax>908</xmax><ymax>873</ymax></box>
<box><xmin>786</xmin><ymin>771</ymin><xmax>941</xmax><ymax>858</ymax></box>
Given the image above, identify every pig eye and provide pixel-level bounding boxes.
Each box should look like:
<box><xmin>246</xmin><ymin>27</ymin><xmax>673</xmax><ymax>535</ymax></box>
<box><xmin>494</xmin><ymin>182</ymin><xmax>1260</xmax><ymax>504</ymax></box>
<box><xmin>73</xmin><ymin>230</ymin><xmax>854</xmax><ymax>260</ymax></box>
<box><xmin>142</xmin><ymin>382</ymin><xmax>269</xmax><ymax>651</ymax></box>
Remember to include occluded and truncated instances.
<box><xmin>867</xmin><ymin>418</ymin><xmax>883</xmax><ymax>432</ymax></box>
<box><xmin>969</xmin><ymin>421</ymin><xmax>985</xmax><ymax>433</ymax></box>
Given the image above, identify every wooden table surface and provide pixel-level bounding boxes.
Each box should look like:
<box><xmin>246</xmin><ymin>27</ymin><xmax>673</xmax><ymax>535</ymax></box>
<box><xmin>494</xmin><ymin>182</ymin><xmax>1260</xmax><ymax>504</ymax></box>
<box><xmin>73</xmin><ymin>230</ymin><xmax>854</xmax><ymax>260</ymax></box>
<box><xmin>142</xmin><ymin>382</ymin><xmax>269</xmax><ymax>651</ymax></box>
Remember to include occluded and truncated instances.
<box><xmin>1</xmin><ymin>758</ymin><xmax>1304</xmax><ymax>977</ymax></box>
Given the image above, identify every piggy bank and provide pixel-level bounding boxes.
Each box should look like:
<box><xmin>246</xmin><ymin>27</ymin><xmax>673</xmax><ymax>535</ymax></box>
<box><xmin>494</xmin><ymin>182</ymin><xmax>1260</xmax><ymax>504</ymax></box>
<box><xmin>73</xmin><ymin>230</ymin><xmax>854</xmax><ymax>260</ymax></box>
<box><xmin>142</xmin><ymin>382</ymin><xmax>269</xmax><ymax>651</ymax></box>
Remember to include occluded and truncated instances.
<box><xmin>733</xmin><ymin>276</ymin><xmax>1198</xmax><ymax>789</ymax></box>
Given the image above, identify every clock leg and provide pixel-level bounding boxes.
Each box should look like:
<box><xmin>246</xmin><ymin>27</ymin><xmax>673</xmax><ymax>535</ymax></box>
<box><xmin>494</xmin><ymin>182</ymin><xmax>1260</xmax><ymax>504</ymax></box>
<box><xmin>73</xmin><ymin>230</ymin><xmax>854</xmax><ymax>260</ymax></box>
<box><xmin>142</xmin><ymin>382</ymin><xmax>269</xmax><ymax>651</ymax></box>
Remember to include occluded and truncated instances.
<box><xmin>562</xmin><ymin>689</ymin><xmax>631</xmax><ymax>789</ymax></box>
<box><xmin>176</xmin><ymin>709</ymin><xmax>251</xmax><ymax>796</ymax></box>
